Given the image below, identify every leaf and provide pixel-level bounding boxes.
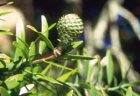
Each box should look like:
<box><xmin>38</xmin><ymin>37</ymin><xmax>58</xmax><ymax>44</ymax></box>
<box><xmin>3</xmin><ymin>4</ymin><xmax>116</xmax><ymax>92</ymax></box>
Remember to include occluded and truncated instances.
<box><xmin>57</xmin><ymin>69</ymin><xmax>76</xmax><ymax>82</ymax></box>
<box><xmin>39</xmin><ymin>15</ymin><xmax>48</xmax><ymax>54</ymax></box>
<box><xmin>0</xmin><ymin>2</ymin><xmax>13</xmax><ymax>6</ymax></box>
<box><xmin>13</xmin><ymin>41</ymin><xmax>28</xmax><ymax>59</ymax></box>
<box><xmin>126</xmin><ymin>87</ymin><xmax>132</xmax><ymax>96</ymax></box>
<box><xmin>41</xmin><ymin>64</ymin><xmax>52</xmax><ymax>75</ymax></box>
<box><xmin>0</xmin><ymin>31</ymin><xmax>13</xmax><ymax>35</ymax></box>
<box><xmin>14</xmin><ymin>19</ymin><xmax>26</xmax><ymax>61</ymax></box>
<box><xmin>6</xmin><ymin>2</ymin><xmax>14</xmax><ymax>5</ymax></box>
<box><xmin>43</xmin><ymin>61</ymin><xmax>73</xmax><ymax>71</ymax></box>
<box><xmin>121</xmin><ymin>81</ymin><xmax>140</xmax><ymax>88</ymax></box>
<box><xmin>38</xmin><ymin>33</ymin><xmax>54</xmax><ymax>50</ymax></box>
<box><xmin>66</xmin><ymin>90</ymin><xmax>73</xmax><ymax>96</ymax></box>
<box><xmin>4</xmin><ymin>74</ymin><xmax>24</xmax><ymax>89</ymax></box>
<box><xmin>0</xmin><ymin>11</ymin><xmax>12</xmax><ymax>16</ymax></box>
<box><xmin>41</xmin><ymin>15</ymin><xmax>48</xmax><ymax>36</ymax></box>
<box><xmin>0</xmin><ymin>53</ymin><xmax>11</xmax><ymax>68</ymax></box>
<box><xmin>27</xmin><ymin>25</ymin><xmax>38</xmax><ymax>32</ymax></box>
<box><xmin>27</xmin><ymin>25</ymin><xmax>54</xmax><ymax>50</ymax></box>
<box><xmin>0</xmin><ymin>87</ymin><xmax>10</xmax><ymax>96</ymax></box>
<box><xmin>0</xmin><ymin>63</ymin><xmax>5</xmax><ymax>69</ymax></box>
<box><xmin>48</xmin><ymin>23</ymin><xmax>56</xmax><ymax>31</ymax></box>
<box><xmin>106</xmin><ymin>50</ymin><xmax>114</xmax><ymax>85</ymax></box>
<box><xmin>29</xmin><ymin>42</ymin><xmax>36</xmax><ymax>61</ymax></box>
<box><xmin>64</xmin><ymin>41</ymin><xmax>83</xmax><ymax>53</ymax></box>
<box><xmin>62</xmin><ymin>54</ymin><xmax>94</xmax><ymax>60</ymax></box>
<box><xmin>79</xmin><ymin>82</ymin><xmax>91</xmax><ymax>89</ymax></box>
<box><xmin>0</xmin><ymin>28</ymin><xmax>13</xmax><ymax>35</ymax></box>
<box><xmin>35</xmin><ymin>74</ymin><xmax>62</xmax><ymax>85</ymax></box>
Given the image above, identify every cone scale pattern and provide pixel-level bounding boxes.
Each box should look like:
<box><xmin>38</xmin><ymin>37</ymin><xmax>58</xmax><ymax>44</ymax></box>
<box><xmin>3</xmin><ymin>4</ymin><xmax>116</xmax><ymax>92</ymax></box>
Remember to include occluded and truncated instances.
<box><xmin>56</xmin><ymin>13</ymin><xmax>84</xmax><ymax>49</ymax></box>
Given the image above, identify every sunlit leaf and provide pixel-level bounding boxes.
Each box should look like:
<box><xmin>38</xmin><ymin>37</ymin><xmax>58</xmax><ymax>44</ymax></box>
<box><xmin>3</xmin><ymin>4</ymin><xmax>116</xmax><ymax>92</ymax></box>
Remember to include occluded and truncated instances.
<box><xmin>57</xmin><ymin>69</ymin><xmax>76</xmax><ymax>82</ymax></box>
<box><xmin>106</xmin><ymin>50</ymin><xmax>114</xmax><ymax>85</ymax></box>
<box><xmin>39</xmin><ymin>15</ymin><xmax>48</xmax><ymax>54</ymax></box>
<box><xmin>0</xmin><ymin>11</ymin><xmax>12</xmax><ymax>16</ymax></box>
<box><xmin>0</xmin><ymin>53</ymin><xmax>11</xmax><ymax>69</ymax></box>
<box><xmin>66</xmin><ymin>90</ymin><xmax>73</xmax><ymax>96</ymax></box>
<box><xmin>126</xmin><ymin>87</ymin><xmax>132</xmax><ymax>96</ymax></box>
<box><xmin>4</xmin><ymin>74</ymin><xmax>24</xmax><ymax>89</ymax></box>
<box><xmin>0</xmin><ymin>28</ymin><xmax>13</xmax><ymax>35</ymax></box>
<box><xmin>41</xmin><ymin>15</ymin><xmax>48</xmax><ymax>36</ymax></box>
<box><xmin>14</xmin><ymin>19</ymin><xmax>26</xmax><ymax>61</ymax></box>
<box><xmin>27</xmin><ymin>25</ymin><xmax>38</xmax><ymax>32</ymax></box>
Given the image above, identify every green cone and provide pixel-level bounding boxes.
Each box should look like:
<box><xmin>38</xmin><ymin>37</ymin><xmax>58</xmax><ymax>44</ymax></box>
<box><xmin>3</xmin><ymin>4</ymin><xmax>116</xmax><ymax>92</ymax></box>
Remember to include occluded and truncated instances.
<box><xmin>56</xmin><ymin>13</ymin><xmax>84</xmax><ymax>49</ymax></box>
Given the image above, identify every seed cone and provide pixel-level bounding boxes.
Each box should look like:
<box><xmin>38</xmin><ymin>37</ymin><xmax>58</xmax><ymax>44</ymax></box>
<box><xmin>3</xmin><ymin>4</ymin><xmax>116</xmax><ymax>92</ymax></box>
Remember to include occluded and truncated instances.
<box><xmin>56</xmin><ymin>13</ymin><xmax>84</xmax><ymax>49</ymax></box>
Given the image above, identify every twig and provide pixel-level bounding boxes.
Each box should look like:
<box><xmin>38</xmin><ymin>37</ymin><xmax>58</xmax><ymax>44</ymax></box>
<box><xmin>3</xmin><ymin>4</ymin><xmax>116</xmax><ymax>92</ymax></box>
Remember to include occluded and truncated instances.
<box><xmin>32</xmin><ymin>48</ymin><xmax>62</xmax><ymax>64</ymax></box>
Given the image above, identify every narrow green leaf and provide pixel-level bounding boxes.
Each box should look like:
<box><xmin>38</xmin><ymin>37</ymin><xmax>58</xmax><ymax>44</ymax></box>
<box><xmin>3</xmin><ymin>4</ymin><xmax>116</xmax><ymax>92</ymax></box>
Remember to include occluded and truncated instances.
<box><xmin>27</xmin><ymin>25</ymin><xmax>54</xmax><ymax>50</ymax></box>
<box><xmin>62</xmin><ymin>54</ymin><xmax>94</xmax><ymax>60</ymax></box>
<box><xmin>39</xmin><ymin>40</ymin><xmax>47</xmax><ymax>54</ymax></box>
<box><xmin>27</xmin><ymin>25</ymin><xmax>38</xmax><ymax>32</ymax></box>
<box><xmin>0</xmin><ymin>87</ymin><xmax>10</xmax><ymax>96</ymax></box>
<box><xmin>43</xmin><ymin>61</ymin><xmax>73</xmax><ymax>71</ymax></box>
<box><xmin>36</xmin><ymin>74</ymin><xmax>62</xmax><ymax>85</ymax></box>
<box><xmin>126</xmin><ymin>87</ymin><xmax>132</xmax><ymax>96</ymax></box>
<box><xmin>39</xmin><ymin>15</ymin><xmax>48</xmax><ymax>54</ymax></box>
<box><xmin>4</xmin><ymin>74</ymin><xmax>24</xmax><ymax>89</ymax></box>
<box><xmin>0</xmin><ymin>31</ymin><xmax>13</xmax><ymax>35</ymax></box>
<box><xmin>13</xmin><ymin>41</ymin><xmax>28</xmax><ymax>58</ymax></box>
<box><xmin>71</xmin><ymin>41</ymin><xmax>83</xmax><ymax>49</ymax></box>
<box><xmin>39</xmin><ymin>33</ymin><xmax>54</xmax><ymax>50</ymax></box>
<box><xmin>66</xmin><ymin>90</ymin><xmax>73</xmax><ymax>96</ymax></box>
<box><xmin>6</xmin><ymin>2</ymin><xmax>14</xmax><ymax>5</ymax></box>
<box><xmin>48</xmin><ymin>23</ymin><xmax>56</xmax><ymax>31</ymax></box>
<box><xmin>57</xmin><ymin>69</ymin><xmax>76</xmax><ymax>82</ymax></box>
<box><xmin>106</xmin><ymin>50</ymin><xmax>114</xmax><ymax>85</ymax></box>
<box><xmin>97</xmin><ymin>63</ymin><xmax>103</xmax><ymax>83</ymax></box>
<box><xmin>41</xmin><ymin>15</ymin><xmax>48</xmax><ymax>36</ymax></box>
<box><xmin>29</xmin><ymin>42</ymin><xmax>36</xmax><ymax>61</ymax></box>
<box><xmin>41</xmin><ymin>64</ymin><xmax>52</xmax><ymax>75</ymax></box>
<box><xmin>64</xmin><ymin>41</ymin><xmax>83</xmax><ymax>53</ymax></box>
<box><xmin>14</xmin><ymin>19</ymin><xmax>26</xmax><ymax>61</ymax></box>
<box><xmin>0</xmin><ymin>28</ymin><xmax>13</xmax><ymax>35</ymax></box>
<box><xmin>0</xmin><ymin>11</ymin><xmax>12</xmax><ymax>16</ymax></box>
<box><xmin>0</xmin><ymin>2</ymin><xmax>13</xmax><ymax>6</ymax></box>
